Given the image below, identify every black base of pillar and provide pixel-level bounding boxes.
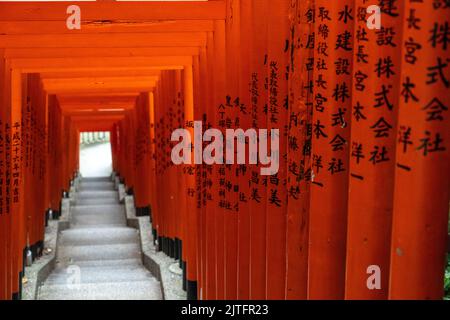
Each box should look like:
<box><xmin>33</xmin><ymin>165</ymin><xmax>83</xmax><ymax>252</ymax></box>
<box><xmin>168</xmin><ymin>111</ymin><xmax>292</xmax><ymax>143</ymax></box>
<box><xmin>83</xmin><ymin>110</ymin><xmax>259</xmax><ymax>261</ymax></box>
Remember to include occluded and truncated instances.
<box><xmin>149</xmin><ymin>206</ymin><xmax>153</xmax><ymax>223</ymax></box>
<box><xmin>182</xmin><ymin>261</ymin><xmax>187</xmax><ymax>291</ymax></box>
<box><xmin>18</xmin><ymin>271</ymin><xmax>23</xmax><ymax>300</ymax></box>
<box><xmin>37</xmin><ymin>240</ymin><xmax>44</xmax><ymax>258</ymax></box>
<box><xmin>12</xmin><ymin>292</ymin><xmax>20</xmax><ymax>300</ymax></box>
<box><xmin>157</xmin><ymin>236</ymin><xmax>163</xmax><ymax>252</ymax></box>
<box><xmin>163</xmin><ymin>237</ymin><xmax>170</xmax><ymax>256</ymax></box>
<box><xmin>152</xmin><ymin>229</ymin><xmax>157</xmax><ymax>245</ymax></box>
<box><xmin>174</xmin><ymin>238</ymin><xmax>180</xmax><ymax>260</ymax></box>
<box><xmin>45</xmin><ymin>209</ymin><xmax>50</xmax><ymax>227</ymax></box>
<box><xmin>135</xmin><ymin>206</ymin><xmax>150</xmax><ymax>217</ymax></box>
<box><xmin>52</xmin><ymin>211</ymin><xmax>59</xmax><ymax>220</ymax></box>
<box><xmin>179</xmin><ymin>240</ymin><xmax>183</xmax><ymax>268</ymax></box>
<box><xmin>187</xmin><ymin>280</ymin><xmax>198</xmax><ymax>300</ymax></box>
<box><xmin>167</xmin><ymin>238</ymin><xmax>175</xmax><ymax>258</ymax></box>
<box><xmin>31</xmin><ymin>243</ymin><xmax>38</xmax><ymax>261</ymax></box>
<box><xmin>22</xmin><ymin>248</ymin><xmax>27</xmax><ymax>271</ymax></box>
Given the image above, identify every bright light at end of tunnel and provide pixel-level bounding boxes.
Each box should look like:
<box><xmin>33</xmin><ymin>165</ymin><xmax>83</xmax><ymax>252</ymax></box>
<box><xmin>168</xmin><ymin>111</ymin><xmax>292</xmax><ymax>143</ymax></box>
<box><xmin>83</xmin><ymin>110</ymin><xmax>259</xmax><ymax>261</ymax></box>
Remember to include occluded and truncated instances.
<box><xmin>98</xmin><ymin>108</ymin><xmax>125</xmax><ymax>112</ymax></box>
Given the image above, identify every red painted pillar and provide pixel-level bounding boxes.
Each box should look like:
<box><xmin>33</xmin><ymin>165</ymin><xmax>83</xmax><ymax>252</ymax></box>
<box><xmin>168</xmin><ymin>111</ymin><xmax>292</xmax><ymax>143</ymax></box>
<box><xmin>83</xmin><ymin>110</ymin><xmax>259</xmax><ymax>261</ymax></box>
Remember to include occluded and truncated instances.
<box><xmin>285</xmin><ymin>0</ymin><xmax>314</xmax><ymax>300</ymax></box>
<box><xmin>389</xmin><ymin>1</ymin><xmax>449</xmax><ymax>300</ymax></box>
<box><xmin>308</xmin><ymin>1</ymin><xmax>354</xmax><ymax>299</ymax></box>
<box><xmin>346</xmin><ymin>1</ymin><xmax>404</xmax><ymax>299</ymax></box>
<box><xmin>265</xmin><ymin>0</ymin><xmax>289</xmax><ymax>300</ymax></box>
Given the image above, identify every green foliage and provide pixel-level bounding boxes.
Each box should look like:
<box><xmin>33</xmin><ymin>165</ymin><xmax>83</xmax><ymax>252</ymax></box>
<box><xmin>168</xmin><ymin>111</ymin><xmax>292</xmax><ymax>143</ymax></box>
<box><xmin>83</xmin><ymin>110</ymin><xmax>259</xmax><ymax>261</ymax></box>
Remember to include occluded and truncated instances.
<box><xmin>445</xmin><ymin>255</ymin><xmax>450</xmax><ymax>300</ymax></box>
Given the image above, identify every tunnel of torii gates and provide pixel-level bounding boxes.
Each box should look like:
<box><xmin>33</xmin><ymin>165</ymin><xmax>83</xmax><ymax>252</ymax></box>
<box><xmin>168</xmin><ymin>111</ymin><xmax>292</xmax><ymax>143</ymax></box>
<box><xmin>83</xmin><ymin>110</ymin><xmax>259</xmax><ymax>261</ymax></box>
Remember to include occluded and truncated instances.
<box><xmin>0</xmin><ymin>0</ymin><xmax>448</xmax><ymax>301</ymax></box>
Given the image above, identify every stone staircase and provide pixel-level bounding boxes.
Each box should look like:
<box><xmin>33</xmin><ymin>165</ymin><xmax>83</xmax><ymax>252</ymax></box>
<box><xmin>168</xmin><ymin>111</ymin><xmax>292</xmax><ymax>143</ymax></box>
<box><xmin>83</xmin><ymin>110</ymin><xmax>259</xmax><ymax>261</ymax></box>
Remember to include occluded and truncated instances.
<box><xmin>37</xmin><ymin>177</ymin><xmax>162</xmax><ymax>300</ymax></box>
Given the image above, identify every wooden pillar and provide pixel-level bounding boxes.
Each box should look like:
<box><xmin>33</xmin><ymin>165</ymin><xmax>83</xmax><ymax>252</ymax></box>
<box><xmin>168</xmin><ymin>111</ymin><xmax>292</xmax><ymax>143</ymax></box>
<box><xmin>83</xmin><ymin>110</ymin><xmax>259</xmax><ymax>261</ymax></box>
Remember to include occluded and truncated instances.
<box><xmin>9</xmin><ymin>68</ymin><xmax>23</xmax><ymax>299</ymax></box>
<box><xmin>0</xmin><ymin>49</ymin><xmax>7</xmax><ymax>300</ymax></box>
<box><xmin>308</xmin><ymin>1</ymin><xmax>354</xmax><ymax>299</ymax></box>
<box><xmin>213</xmin><ymin>20</ymin><xmax>226</xmax><ymax>300</ymax></box>
<box><xmin>224</xmin><ymin>0</ymin><xmax>240</xmax><ymax>300</ymax></box>
<box><xmin>285</xmin><ymin>0</ymin><xmax>314</xmax><ymax>299</ymax></box>
<box><xmin>389</xmin><ymin>1</ymin><xmax>449</xmax><ymax>300</ymax></box>
<box><xmin>184</xmin><ymin>64</ymin><xmax>198</xmax><ymax>300</ymax></box>
<box><xmin>237</xmin><ymin>0</ymin><xmax>252</xmax><ymax>300</ymax></box>
<box><xmin>265</xmin><ymin>0</ymin><xmax>289</xmax><ymax>300</ymax></box>
<box><xmin>247</xmin><ymin>0</ymin><xmax>269</xmax><ymax>300</ymax></box>
<box><xmin>345</xmin><ymin>1</ymin><xmax>404</xmax><ymax>299</ymax></box>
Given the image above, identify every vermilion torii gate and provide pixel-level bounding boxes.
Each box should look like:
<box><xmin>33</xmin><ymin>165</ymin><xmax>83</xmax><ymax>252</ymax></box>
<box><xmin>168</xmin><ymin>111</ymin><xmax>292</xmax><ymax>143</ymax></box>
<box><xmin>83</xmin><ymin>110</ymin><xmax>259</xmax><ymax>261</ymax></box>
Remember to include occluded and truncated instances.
<box><xmin>0</xmin><ymin>0</ymin><xmax>448</xmax><ymax>301</ymax></box>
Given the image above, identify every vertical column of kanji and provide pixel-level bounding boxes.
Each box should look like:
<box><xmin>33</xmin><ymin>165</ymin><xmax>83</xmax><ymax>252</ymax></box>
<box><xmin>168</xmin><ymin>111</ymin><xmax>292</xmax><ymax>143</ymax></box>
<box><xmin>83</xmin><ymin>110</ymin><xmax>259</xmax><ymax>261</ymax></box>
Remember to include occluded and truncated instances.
<box><xmin>192</xmin><ymin>55</ymin><xmax>204</xmax><ymax>298</ymax></box>
<box><xmin>154</xmin><ymin>82</ymin><xmax>164</xmax><ymax>254</ymax></box>
<box><xmin>308</xmin><ymin>1</ymin><xmax>354</xmax><ymax>299</ymax></box>
<box><xmin>47</xmin><ymin>96</ymin><xmax>56</xmax><ymax>216</ymax></box>
<box><xmin>389</xmin><ymin>1</ymin><xmax>449</xmax><ymax>300</ymax></box>
<box><xmin>213</xmin><ymin>20</ymin><xmax>226</xmax><ymax>300</ymax></box>
<box><xmin>285</xmin><ymin>0</ymin><xmax>313</xmax><ymax>299</ymax></box>
<box><xmin>346</xmin><ymin>1</ymin><xmax>404</xmax><ymax>299</ymax></box>
<box><xmin>202</xmin><ymin>50</ymin><xmax>211</xmax><ymax>300</ymax></box>
<box><xmin>162</xmin><ymin>75</ymin><xmax>170</xmax><ymax>256</ymax></box>
<box><xmin>0</xmin><ymin>49</ymin><xmax>6</xmax><ymax>300</ymax></box>
<box><xmin>162</xmin><ymin>71</ymin><xmax>172</xmax><ymax>257</ymax></box>
<box><xmin>3</xmin><ymin>58</ymin><xmax>12</xmax><ymax>299</ymax></box>
<box><xmin>203</xmin><ymin>32</ymin><xmax>217</xmax><ymax>300</ymax></box>
<box><xmin>43</xmin><ymin>93</ymin><xmax>50</xmax><ymax>229</ymax></box>
<box><xmin>37</xmin><ymin>78</ymin><xmax>47</xmax><ymax>256</ymax></box>
<box><xmin>10</xmin><ymin>69</ymin><xmax>22</xmax><ymax>299</ymax></box>
<box><xmin>21</xmin><ymin>75</ymin><xmax>31</xmax><ymax>265</ymax></box>
<box><xmin>141</xmin><ymin>92</ymin><xmax>153</xmax><ymax>218</ymax></box>
<box><xmin>173</xmin><ymin>71</ymin><xmax>184</xmax><ymax>267</ymax></box>
<box><xmin>168</xmin><ymin>71</ymin><xmax>178</xmax><ymax>258</ymax></box>
<box><xmin>147</xmin><ymin>90</ymin><xmax>157</xmax><ymax>226</ymax></box>
<box><xmin>247</xmin><ymin>0</ymin><xmax>268</xmax><ymax>299</ymax></box>
<box><xmin>157</xmin><ymin>71</ymin><xmax>167</xmax><ymax>253</ymax></box>
<box><xmin>133</xmin><ymin>97</ymin><xmax>144</xmax><ymax>212</ymax></box>
<box><xmin>265</xmin><ymin>0</ymin><xmax>289</xmax><ymax>299</ymax></box>
<box><xmin>184</xmin><ymin>63</ymin><xmax>198</xmax><ymax>299</ymax></box>
<box><xmin>24</xmin><ymin>75</ymin><xmax>34</xmax><ymax>260</ymax></box>
<box><xmin>235</xmin><ymin>0</ymin><xmax>252</xmax><ymax>300</ymax></box>
<box><xmin>224</xmin><ymin>0</ymin><xmax>240</xmax><ymax>300</ymax></box>
<box><xmin>192</xmin><ymin>55</ymin><xmax>202</xmax><ymax>298</ymax></box>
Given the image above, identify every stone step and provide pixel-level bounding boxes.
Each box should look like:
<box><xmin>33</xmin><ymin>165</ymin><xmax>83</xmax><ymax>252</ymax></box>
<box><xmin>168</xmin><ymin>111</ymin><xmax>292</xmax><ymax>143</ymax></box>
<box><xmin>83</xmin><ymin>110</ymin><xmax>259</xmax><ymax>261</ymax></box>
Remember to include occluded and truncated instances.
<box><xmin>57</xmin><ymin>243</ymin><xmax>141</xmax><ymax>263</ymax></box>
<box><xmin>75</xmin><ymin>197</ymin><xmax>119</xmax><ymax>206</ymax></box>
<box><xmin>71</xmin><ymin>206</ymin><xmax>126</xmax><ymax>226</ymax></box>
<box><xmin>60</xmin><ymin>227</ymin><xmax>138</xmax><ymax>246</ymax></box>
<box><xmin>81</xmin><ymin>177</ymin><xmax>112</xmax><ymax>183</ymax></box>
<box><xmin>38</xmin><ymin>280</ymin><xmax>162</xmax><ymax>300</ymax></box>
<box><xmin>76</xmin><ymin>190</ymin><xmax>118</xmax><ymax>199</ymax></box>
<box><xmin>71</xmin><ymin>204</ymin><xmax>124</xmax><ymax>216</ymax></box>
<box><xmin>45</xmin><ymin>265</ymin><xmax>154</xmax><ymax>285</ymax></box>
<box><xmin>78</xmin><ymin>181</ymin><xmax>115</xmax><ymax>191</ymax></box>
<box><xmin>56</xmin><ymin>258</ymin><xmax>143</xmax><ymax>269</ymax></box>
